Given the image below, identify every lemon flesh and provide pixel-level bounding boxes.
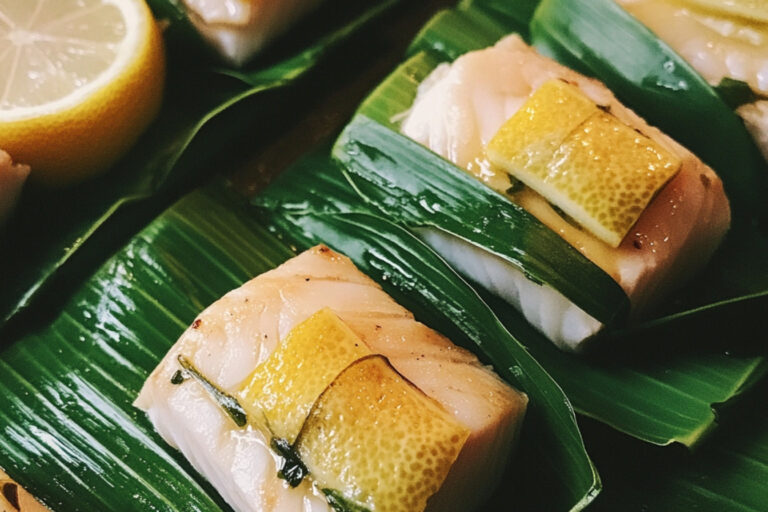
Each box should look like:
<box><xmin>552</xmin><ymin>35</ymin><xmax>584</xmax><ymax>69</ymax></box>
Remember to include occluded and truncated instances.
<box><xmin>238</xmin><ymin>308</ymin><xmax>371</xmax><ymax>443</ymax></box>
<box><xmin>488</xmin><ymin>80</ymin><xmax>681</xmax><ymax>247</ymax></box>
<box><xmin>0</xmin><ymin>0</ymin><xmax>165</xmax><ymax>185</ymax></box>
<box><xmin>296</xmin><ymin>355</ymin><xmax>470</xmax><ymax>512</ymax></box>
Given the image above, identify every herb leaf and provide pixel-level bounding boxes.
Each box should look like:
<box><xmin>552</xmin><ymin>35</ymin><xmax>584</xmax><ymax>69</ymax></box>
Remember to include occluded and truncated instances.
<box><xmin>323</xmin><ymin>489</ymin><xmax>371</xmax><ymax>512</ymax></box>
<box><xmin>176</xmin><ymin>355</ymin><xmax>247</xmax><ymax>427</ymax></box>
<box><xmin>271</xmin><ymin>438</ymin><xmax>309</xmax><ymax>487</ymax></box>
<box><xmin>715</xmin><ymin>78</ymin><xmax>759</xmax><ymax>110</ymax></box>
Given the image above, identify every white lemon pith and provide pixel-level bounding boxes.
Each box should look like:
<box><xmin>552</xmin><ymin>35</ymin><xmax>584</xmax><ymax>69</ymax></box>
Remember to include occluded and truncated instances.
<box><xmin>0</xmin><ymin>0</ymin><xmax>165</xmax><ymax>185</ymax></box>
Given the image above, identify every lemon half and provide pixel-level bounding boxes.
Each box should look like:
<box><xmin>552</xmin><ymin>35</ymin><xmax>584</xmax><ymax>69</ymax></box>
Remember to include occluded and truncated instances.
<box><xmin>0</xmin><ymin>0</ymin><xmax>165</xmax><ymax>185</ymax></box>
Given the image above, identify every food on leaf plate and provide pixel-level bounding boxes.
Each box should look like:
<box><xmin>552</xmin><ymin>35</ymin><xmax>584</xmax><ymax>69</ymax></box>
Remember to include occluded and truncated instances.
<box><xmin>401</xmin><ymin>35</ymin><xmax>730</xmax><ymax>351</ymax></box>
<box><xmin>0</xmin><ymin>150</ymin><xmax>29</xmax><ymax>225</ymax></box>
<box><xmin>616</xmin><ymin>0</ymin><xmax>768</xmax><ymax>160</ymax></box>
<box><xmin>135</xmin><ymin>245</ymin><xmax>527</xmax><ymax>512</ymax></box>
<box><xmin>0</xmin><ymin>0</ymin><xmax>165</xmax><ymax>186</ymax></box>
<box><xmin>182</xmin><ymin>0</ymin><xmax>323</xmax><ymax>65</ymax></box>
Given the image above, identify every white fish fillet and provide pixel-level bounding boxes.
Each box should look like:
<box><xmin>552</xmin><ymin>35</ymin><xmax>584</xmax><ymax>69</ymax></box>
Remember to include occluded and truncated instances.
<box><xmin>617</xmin><ymin>0</ymin><xmax>768</xmax><ymax>161</ymax></box>
<box><xmin>401</xmin><ymin>35</ymin><xmax>730</xmax><ymax>351</ymax></box>
<box><xmin>0</xmin><ymin>150</ymin><xmax>29</xmax><ymax>225</ymax></box>
<box><xmin>183</xmin><ymin>0</ymin><xmax>323</xmax><ymax>65</ymax></box>
<box><xmin>135</xmin><ymin>245</ymin><xmax>527</xmax><ymax>511</ymax></box>
<box><xmin>617</xmin><ymin>0</ymin><xmax>768</xmax><ymax>94</ymax></box>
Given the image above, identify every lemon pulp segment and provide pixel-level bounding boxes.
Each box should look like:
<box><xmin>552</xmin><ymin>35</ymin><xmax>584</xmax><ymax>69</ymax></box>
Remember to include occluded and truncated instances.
<box><xmin>488</xmin><ymin>80</ymin><xmax>681</xmax><ymax>247</ymax></box>
<box><xmin>0</xmin><ymin>0</ymin><xmax>165</xmax><ymax>185</ymax></box>
<box><xmin>238</xmin><ymin>308</ymin><xmax>371</xmax><ymax>443</ymax></box>
<box><xmin>295</xmin><ymin>355</ymin><xmax>470</xmax><ymax>512</ymax></box>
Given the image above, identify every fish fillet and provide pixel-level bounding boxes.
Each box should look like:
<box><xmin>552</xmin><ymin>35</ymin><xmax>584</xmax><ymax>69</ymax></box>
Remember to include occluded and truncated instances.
<box><xmin>183</xmin><ymin>0</ymin><xmax>323</xmax><ymax>65</ymax></box>
<box><xmin>401</xmin><ymin>35</ymin><xmax>730</xmax><ymax>350</ymax></box>
<box><xmin>135</xmin><ymin>245</ymin><xmax>527</xmax><ymax>511</ymax></box>
<box><xmin>617</xmin><ymin>0</ymin><xmax>768</xmax><ymax>161</ymax></box>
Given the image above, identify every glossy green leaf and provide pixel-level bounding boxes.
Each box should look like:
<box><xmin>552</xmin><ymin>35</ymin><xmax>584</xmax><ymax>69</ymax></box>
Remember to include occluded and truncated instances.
<box><xmin>405</xmin><ymin>8</ymin><xmax>509</xmax><ymax>60</ymax></box>
<box><xmin>0</xmin><ymin>187</ymin><xmax>292</xmax><ymax>511</ymax></box>
<box><xmin>257</xmin><ymin>149</ymin><xmax>600</xmax><ymax>512</ymax></box>
<box><xmin>0</xmin><ymin>176</ymin><xmax>597</xmax><ymax>511</ymax></box>
<box><xmin>0</xmin><ymin>0</ymin><xmax>396</xmax><ymax>331</ymax></box>
<box><xmin>256</xmin><ymin>144</ymin><xmax>768</xmax><ymax>449</ymax></box>
<box><xmin>530</xmin><ymin>0</ymin><xmax>768</xmax><ymax>218</ymax></box>
<box><xmin>333</xmin><ymin>114</ymin><xmax>628</xmax><ymax>326</ymax></box>
<box><xmin>486</xmin><ymin>292</ymin><xmax>767</xmax><ymax>447</ymax></box>
<box><xmin>586</xmin><ymin>381</ymin><xmax>768</xmax><ymax>512</ymax></box>
<box><xmin>459</xmin><ymin>0</ymin><xmax>541</xmax><ymax>33</ymax></box>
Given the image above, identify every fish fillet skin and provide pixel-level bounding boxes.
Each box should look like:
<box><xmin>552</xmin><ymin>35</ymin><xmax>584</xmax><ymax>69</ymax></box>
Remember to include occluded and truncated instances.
<box><xmin>0</xmin><ymin>150</ymin><xmax>30</xmax><ymax>225</ymax></box>
<box><xmin>135</xmin><ymin>245</ymin><xmax>527</xmax><ymax>512</ymax></box>
<box><xmin>183</xmin><ymin>0</ymin><xmax>323</xmax><ymax>65</ymax></box>
<box><xmin>401</xmin><ymin>35</ymin><xmax>730</xmax><ymax>351</ymax></box>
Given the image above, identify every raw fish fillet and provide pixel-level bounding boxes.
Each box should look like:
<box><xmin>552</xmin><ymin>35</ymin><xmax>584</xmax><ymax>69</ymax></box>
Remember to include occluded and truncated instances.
<box><xmin>183</xmin><ymin>0</ymin><xmax>323</xmax><ymax>65</ymax></box>
<box><xmin>401</xmin><ymin>35</ymin><xmax>730</xmax><ymax>351</ymax></box>
<box><xmin>0</xmin><ymin>150</ymin><xmax>29</xmax><ymax>225</ymax></box>
<box><xmin>135</xmin><ymin>245</ymin><xmax>527</xmax><ymax>512</ymax></box>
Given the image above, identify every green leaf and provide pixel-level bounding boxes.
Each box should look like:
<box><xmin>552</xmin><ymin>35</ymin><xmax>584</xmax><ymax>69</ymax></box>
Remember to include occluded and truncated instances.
<box><xmin>585</xmin><ymin>381</ymin><xmax>768</xmax><ymax>512</ymax></box>
<box><xmin>0</xmin><ymin>177</ymin><xmax>598</xmax><ymax>511</ymax></box>
<box><xmin>259</xmin><ymin>145</ymin><xmax>767</xmax><ymax>449</ymax></box>
<box><xmin>0</xmin><ymin>0</ymin><xmax>396</xmax><ymax>331</ymax></box>
<box><xmin>257</xmin><ymin>153</ymin><xmax>600</xmax><ymax>511</ymax></box>
<box><xmin>0</xmin><ymin>186</ymin><xmax>292</xmax><ymax>511</ymax></box>
<box><xmin>333</xmin><ymin>112</ymin><xmax>629</xmax><ymax>327</ymax></box>
<box><xmin>486</xmin><ymin>292</ymin><xmax>768</xmax><ymax>447</ymax></box>
<box><xmin>530</xmin><ymin>0</ymin><xmax>768</xmax><ymax>218</ymax></box>
<box><xmin>406</xmin><ymin>8</ymin><xmax>510</xmax><ymax>60</ymax></box>
<box><xmin>459</xmin><ymin>0</ymin><xmax>541</xmax><ymax>37</ymax></box>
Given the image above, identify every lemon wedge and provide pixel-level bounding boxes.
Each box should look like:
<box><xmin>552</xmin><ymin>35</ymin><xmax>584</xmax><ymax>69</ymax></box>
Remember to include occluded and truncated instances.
<box><xmin>239</xmin><ymin>308</ymin><xmax>371</xmax><ymax>443</ymax></box>
<box><xmin>0</xmin><ymin>0</ymin><xmax>165</xmax><ymax>185</ymax></box>
<box><xmin>488</xmin><ymin>80</ymin><xmax>681</xmax><ymax>247</ymax></box>
<box><xmin>295</xmin><ymin>355</ymin><xmax>470</xmax><ymax>512</ymax></box>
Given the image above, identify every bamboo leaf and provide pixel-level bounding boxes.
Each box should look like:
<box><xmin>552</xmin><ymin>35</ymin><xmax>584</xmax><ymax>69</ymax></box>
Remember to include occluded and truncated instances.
<box><xmin>406</xmin><ymin>8</ymin><xmax>510</xmax><ymax>60</ymax></box>
<box><xmin>257</xmin><ymin>151</ymin><xmax>601</xmax><ymax>512</ymax></box>
<box><xmin>259</xmin><ymin>145</ymin><xmax>768</xmax><ymax>449</ymax></box>
<box><xmin>584</xmin><ymin>381</ymin><xmax>768</xmax><ymax>512</ymax></box>
<box><xmin>0</xmin><ymin>177</ymin><xmax>598</xmax><ymax>511</ymax></box>
<box><xmin>333</xmin><ymin>113</ymin><xmax>629</xmax><ymax>326</ymax></box>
